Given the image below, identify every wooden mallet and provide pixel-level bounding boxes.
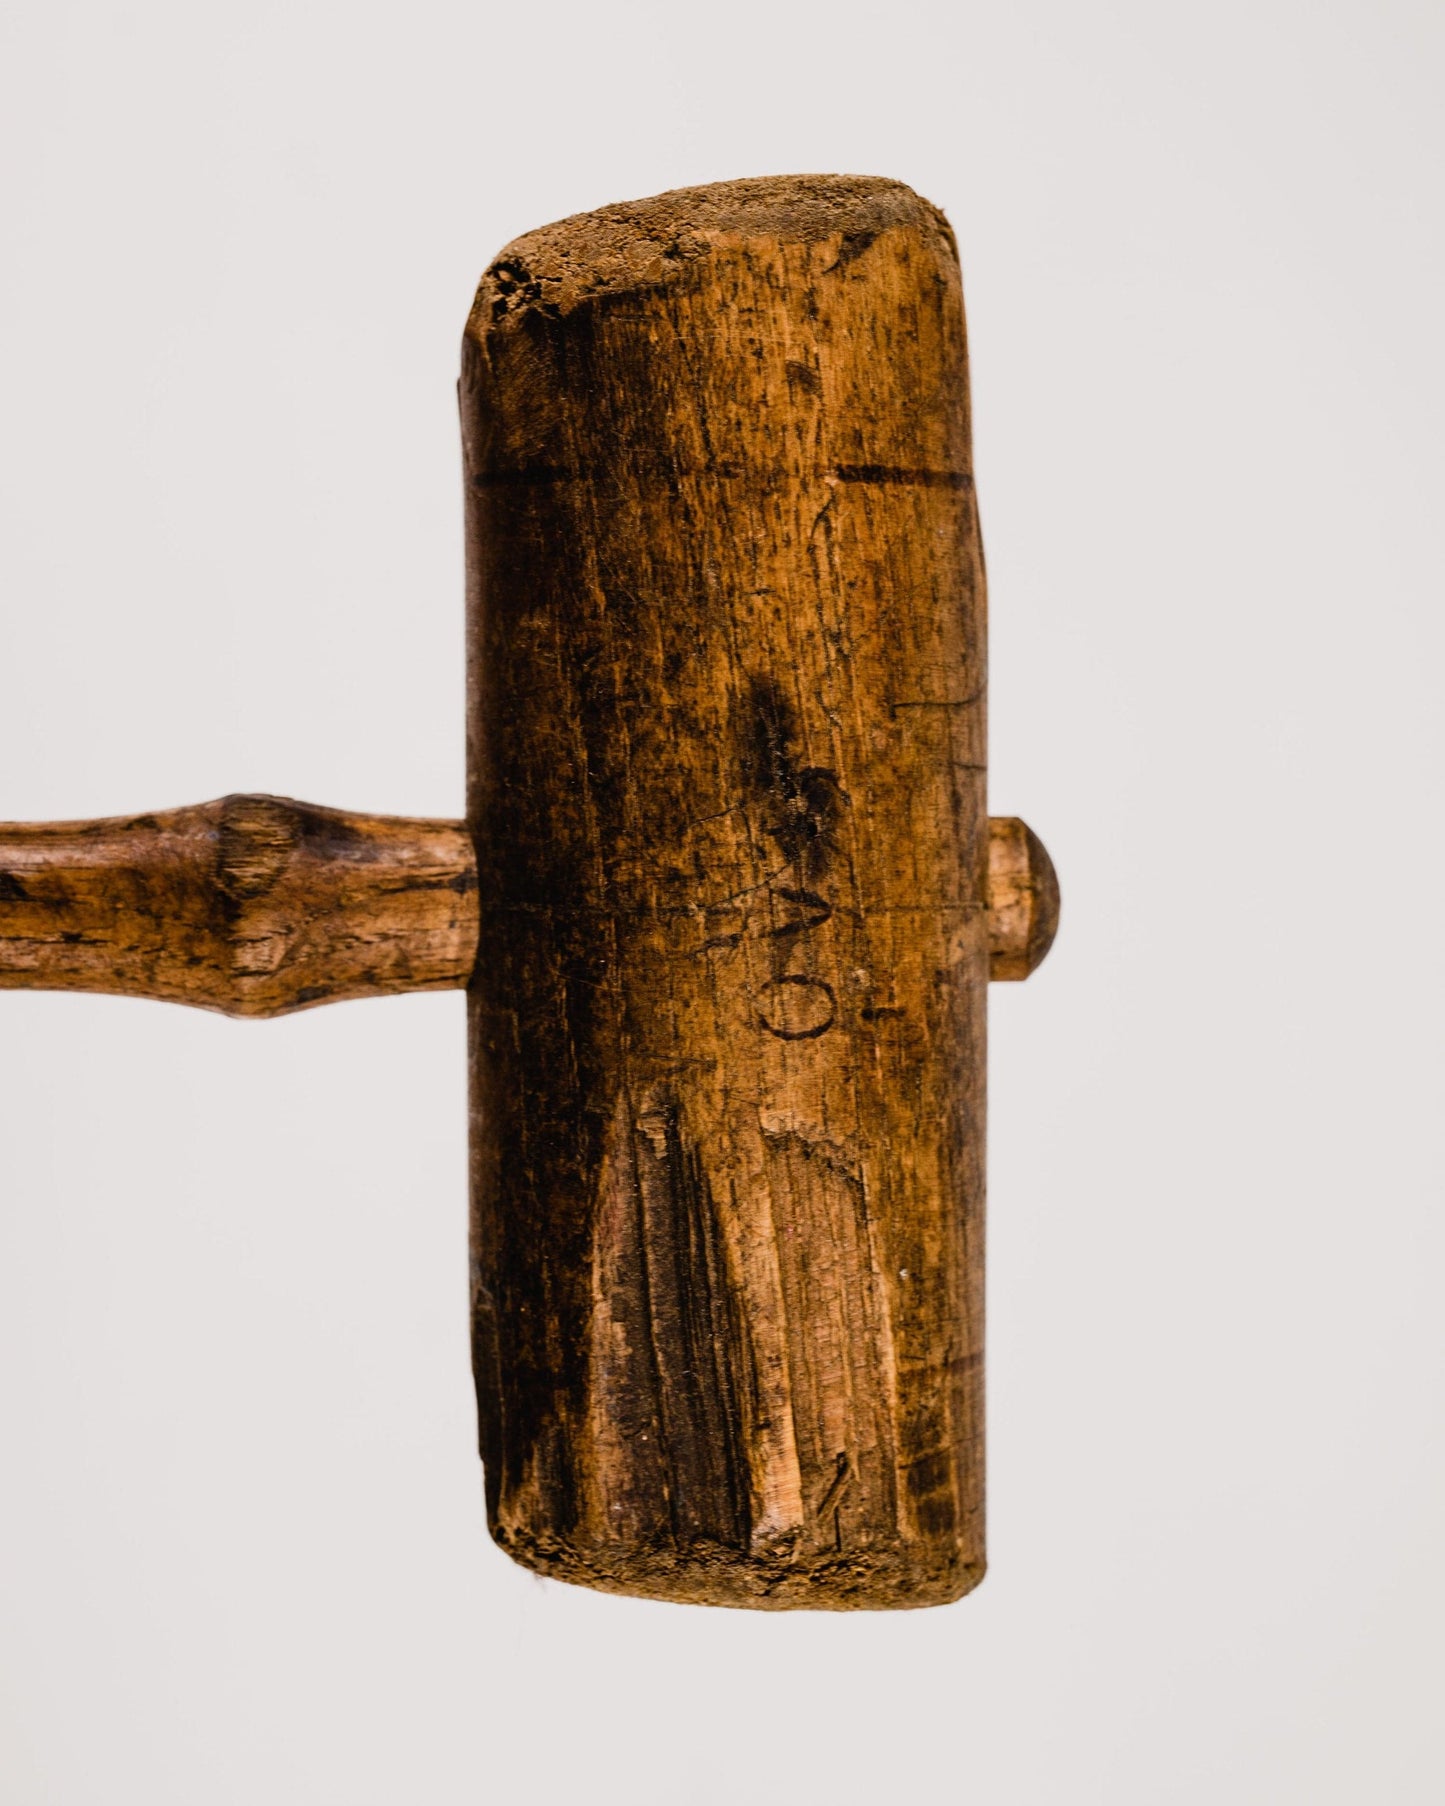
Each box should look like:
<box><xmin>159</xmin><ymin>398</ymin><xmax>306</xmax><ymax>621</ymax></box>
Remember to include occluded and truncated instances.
<box><xmin>0</xmin><ymin>176</ymin><xmax>1057</xmax><ymax>1610</ymax></box>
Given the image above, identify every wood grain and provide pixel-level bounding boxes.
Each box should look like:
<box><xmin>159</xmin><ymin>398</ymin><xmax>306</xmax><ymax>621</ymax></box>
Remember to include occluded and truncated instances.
<box><xmin>0</xmin><ymin>796</ymin><xmax>477</xmax><ymax>1018</ymax></box>
<box><xmin>462</xmin><ymin>174</ymin><xmax>1025</xmax><ymax>1608</ymax></box>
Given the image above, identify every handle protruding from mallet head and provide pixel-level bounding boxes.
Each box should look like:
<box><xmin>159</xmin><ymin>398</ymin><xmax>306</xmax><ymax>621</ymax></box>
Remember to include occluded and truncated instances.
<box><xmin>0</xmin><ymin>800</ymin><xmax>1050</xmax><ymax>1012</ymax></box>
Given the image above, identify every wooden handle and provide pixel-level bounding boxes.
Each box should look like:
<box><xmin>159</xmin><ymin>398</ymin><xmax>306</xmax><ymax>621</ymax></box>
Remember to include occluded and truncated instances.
<box><xmin>0</xmin><ymin>801</ymin><xmax>1045</xmax><ymax>1015</ymax></box>
<box><xmin>462</xmin><ymin>174</ymin><xmax>1058</xmax><ymax>1611</ymax></box>
<box><xmin>0</xmin><ymin>796</ymin><xmax>477</xmax><ymax>1018</ymax></box>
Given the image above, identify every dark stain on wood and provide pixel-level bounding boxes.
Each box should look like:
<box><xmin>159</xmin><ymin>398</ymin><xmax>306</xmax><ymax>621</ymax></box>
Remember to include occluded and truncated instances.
<box><xmin>740</xmin><ymin>675</ymin><xmax>846</xmax><ymax>886</ymax></box>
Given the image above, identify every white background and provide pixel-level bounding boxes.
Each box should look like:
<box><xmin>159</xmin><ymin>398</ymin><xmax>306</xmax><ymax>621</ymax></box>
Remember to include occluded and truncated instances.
<box><xmin>1</xmin><ymin>2</ymin><xmax>1442</xmax><ymax>1801</ymax></box>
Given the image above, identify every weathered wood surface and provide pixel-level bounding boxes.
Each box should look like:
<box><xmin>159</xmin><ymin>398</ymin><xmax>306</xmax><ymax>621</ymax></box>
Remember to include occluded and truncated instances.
<box><xmin>0</xmin><ymin>796</ymin><xmax>477</xmax><ymax>1018</ymax></box>
<box><xmin>462</xmin><ymin>174</ymin><xmax>1052</xmax><ymax>1608</ymax></box>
